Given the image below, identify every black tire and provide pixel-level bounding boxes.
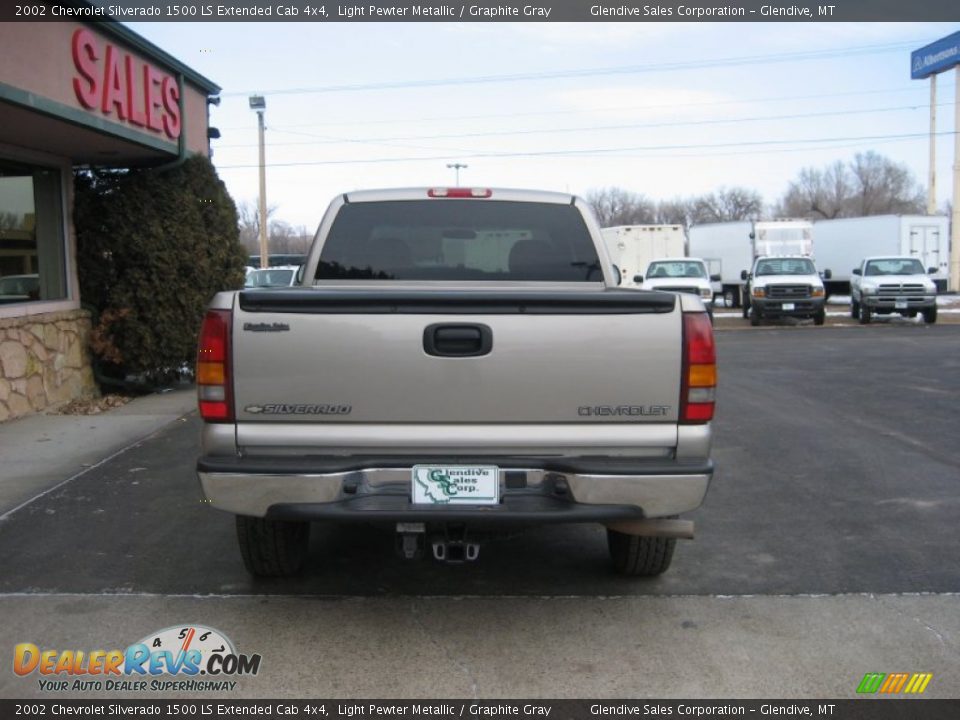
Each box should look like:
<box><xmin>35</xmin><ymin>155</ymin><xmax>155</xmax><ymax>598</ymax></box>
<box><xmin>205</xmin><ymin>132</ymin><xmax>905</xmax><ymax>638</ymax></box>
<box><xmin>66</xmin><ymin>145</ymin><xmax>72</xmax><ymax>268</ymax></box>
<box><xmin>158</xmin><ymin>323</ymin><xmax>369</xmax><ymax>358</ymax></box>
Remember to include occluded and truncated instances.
<box><xmin>851</xmin><ymin>299</ymin><xmax>860</xmax><ymax>320</ymax></box>
<box><xmin>859</xmin><ymin>306</ymin><xmax>871</xmax><ymax>325</ymax></box>
<box><xmin>724</xmin><ymin>288</ymin><xmax>740</xmax><ymax>309</ymax></box>
<box><xmin>607</xmin><ymin>529</ymin><xmax>676</xmax><ymax>577</ymax></box>
<box><xmin>236</xmin><ymin>515</ymin><xmax>310</xmax><ymax>577</ymax></box>
<box><xmin>923</xmin><ymin>306</ymin><xmax>937</xmax><ymax>324</ymax></box>
<box><xmin>814</xmin><ymin>309</ymin><xmax>825</xmax><ymax>326</ymax></box>
<box><xmin>750</xmin><ymin>306</ymin><xmax>761</xmax><ymax>326</ymax></box>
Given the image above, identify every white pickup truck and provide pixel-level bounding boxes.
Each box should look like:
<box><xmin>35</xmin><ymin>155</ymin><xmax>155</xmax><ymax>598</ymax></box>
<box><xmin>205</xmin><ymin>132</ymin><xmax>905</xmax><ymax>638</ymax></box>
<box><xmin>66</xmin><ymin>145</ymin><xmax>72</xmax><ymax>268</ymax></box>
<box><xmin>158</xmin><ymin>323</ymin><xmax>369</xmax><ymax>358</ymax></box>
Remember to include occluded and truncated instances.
<box><xmin>196</xmin><ymin>188</ymin><xmax>716</xmax><ymax>578</ymax></box>
<box><xmin>637</xmin><ymin>257</ymin><xmax>717</xmax><ymax>318</ymax></box>
<box><xmin>850</xmin><ymin>256</ymin><xmax>938</xmax><ymax>324</ymax></box>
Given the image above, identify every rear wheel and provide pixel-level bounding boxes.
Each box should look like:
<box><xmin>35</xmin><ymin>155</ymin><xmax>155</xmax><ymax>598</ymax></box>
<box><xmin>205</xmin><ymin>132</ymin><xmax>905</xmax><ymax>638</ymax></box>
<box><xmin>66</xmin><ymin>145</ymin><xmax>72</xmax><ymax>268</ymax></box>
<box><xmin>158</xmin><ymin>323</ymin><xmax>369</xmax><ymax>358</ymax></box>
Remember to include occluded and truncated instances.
<box><xmin>608</xmin><ymin>530</ymin><xmax>676</xmax><ymax>577</ymax></box>
<box><xmin>236</xmin><ymin>515</ymin><xmax>310</xmax><ymax>577</ymax></box>
<box><xmin>923</xmin><ymin>306</ymin><xmax>938</xmax><ymax>324</ymax></box>
<box><xmin>724</xmin><ymin>287</ymin><xmax>740</xmax><ymax>309</ymax></box>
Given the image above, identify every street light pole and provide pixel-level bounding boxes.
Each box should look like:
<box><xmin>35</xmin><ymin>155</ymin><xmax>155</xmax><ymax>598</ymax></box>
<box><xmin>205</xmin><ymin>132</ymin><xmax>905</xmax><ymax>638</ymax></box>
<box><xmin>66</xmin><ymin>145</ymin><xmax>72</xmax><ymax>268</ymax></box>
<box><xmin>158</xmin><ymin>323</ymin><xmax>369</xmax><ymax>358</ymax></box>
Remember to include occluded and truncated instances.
<box><xmin>250</xmin><ymin>95</ymin><xmax>269</xmax><ymax>268</ymax></box>
<box><xmin>446</xmin><ymin>163</ymin><xmax>468</xmax><ymax>186</ymax></box>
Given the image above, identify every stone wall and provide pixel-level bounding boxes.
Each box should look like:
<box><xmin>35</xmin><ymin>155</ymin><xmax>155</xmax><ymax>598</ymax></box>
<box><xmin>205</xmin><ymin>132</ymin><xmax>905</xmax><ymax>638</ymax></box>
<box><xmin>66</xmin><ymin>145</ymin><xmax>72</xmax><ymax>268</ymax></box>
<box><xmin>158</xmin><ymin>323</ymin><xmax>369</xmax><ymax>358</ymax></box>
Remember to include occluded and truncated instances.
<box><xmin>0</xmin><ymin>309</ymin><xmax>97</xmax><ymax>421</ymax></box>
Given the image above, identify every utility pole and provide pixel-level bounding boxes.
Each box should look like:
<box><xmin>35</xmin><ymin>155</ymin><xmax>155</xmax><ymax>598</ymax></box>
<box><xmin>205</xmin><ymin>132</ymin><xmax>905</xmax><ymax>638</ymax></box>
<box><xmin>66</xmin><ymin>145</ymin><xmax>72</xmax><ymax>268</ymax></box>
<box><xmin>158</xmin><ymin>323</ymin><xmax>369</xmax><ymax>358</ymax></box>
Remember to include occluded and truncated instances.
<box><xmin>250</xmin><ymin>95</ymin><xmax>269</xmax><ymax>268</ymax></box>
<box><xmin>928</xmin><ymin>74</ymin><xmax>937</xmax><ymax>215</ymax></box>
<box><xmin>446</xmin><ymin>163</ymin><xmax>468</xmax><ymax>186</ymax></box>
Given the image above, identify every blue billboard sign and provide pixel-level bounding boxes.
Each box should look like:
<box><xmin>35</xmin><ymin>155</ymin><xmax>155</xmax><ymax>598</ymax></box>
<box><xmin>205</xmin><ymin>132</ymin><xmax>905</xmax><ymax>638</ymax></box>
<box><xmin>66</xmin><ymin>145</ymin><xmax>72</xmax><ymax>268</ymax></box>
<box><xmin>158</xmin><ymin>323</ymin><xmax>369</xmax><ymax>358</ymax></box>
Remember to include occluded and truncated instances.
<box><xmin>912</xmin><ymin>31</ymin><xmax>960</xmax><ymax>79</ymax></box>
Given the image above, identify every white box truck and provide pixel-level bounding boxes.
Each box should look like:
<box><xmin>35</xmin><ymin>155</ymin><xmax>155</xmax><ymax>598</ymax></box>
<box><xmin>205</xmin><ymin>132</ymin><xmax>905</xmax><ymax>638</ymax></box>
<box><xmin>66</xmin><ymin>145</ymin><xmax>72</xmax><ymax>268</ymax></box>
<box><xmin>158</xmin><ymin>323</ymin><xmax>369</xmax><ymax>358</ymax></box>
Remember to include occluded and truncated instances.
<box><xmin>602</xmin><ymin>225</ymin><xmax>686</xmax><ymax>288</ymax></box>
<box><xmin>688</xmin><ymin>220</ymin><xmax>814</xmax><ymax>307</ymax></box>
<box><xmin>813</xmin><ymin>215</ymin><xmax>950</xmax><ymax>295</ymax></box>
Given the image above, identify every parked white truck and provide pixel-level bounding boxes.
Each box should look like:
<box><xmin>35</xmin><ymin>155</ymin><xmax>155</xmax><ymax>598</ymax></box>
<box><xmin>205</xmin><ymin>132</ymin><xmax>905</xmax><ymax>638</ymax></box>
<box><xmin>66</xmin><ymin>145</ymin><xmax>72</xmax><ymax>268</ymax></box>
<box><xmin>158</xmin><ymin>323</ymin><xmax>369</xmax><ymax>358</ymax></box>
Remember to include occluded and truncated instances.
<box><xmin>602</xmin><ymin>224</ymin><xmax>686</xmax><ymax>287</ymax></box>
<box><xmin>688</xmin><ymin>219</ymin><xmax>814</xmax><ymax>307</ymax></box>
<box><xmin>637</xmin><ymin>257</ymin><xmax>717</xmax><ymax>318</ymax></box>
<box><xmin>850</xmin><ymin>256</ymin><xmax>939</xmax><ymax>324</ymax></box>
<box><xmin>814</xmin><ymin>215</ymin><xmax>950</xmax><ymax>295</ymax></box>
<box><xmin>196</xmin><ymin>188</ymin><xmax>717</xmax><ymax>578</ymax></box>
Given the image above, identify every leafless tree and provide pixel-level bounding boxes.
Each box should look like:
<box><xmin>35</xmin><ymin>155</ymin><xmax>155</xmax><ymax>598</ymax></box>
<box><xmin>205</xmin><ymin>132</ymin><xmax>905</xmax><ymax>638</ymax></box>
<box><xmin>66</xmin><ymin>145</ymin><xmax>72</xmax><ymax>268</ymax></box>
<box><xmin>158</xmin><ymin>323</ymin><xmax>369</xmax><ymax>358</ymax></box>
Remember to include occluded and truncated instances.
<box><xmin>655</xmin><ymin>199</ymin><xmax>694</xmax><ymax>226</ymax></box>
<box><xmin>0</xmin><ymin>212</ymin><xmax>22</xmax><ymax>231</ymax></box>
<box><xmin>688</xmin><ymin>187</ymin><xmax>764</xmax><ymax>224</ymax></box>
<box><xmin>585</xmin><ymin>187</ymin><xmax>656</xmax><ymax>227</ymax></box>
<box><xmin>268</xmin><ymin>221</ymin><xmax>312</xmax><ymax>254</ymax></box>
<box><xmin>777</xmin><ymin>152</ymin><xmax>925</xmax><ymax>219</ymax></box>
<box><xmin>236</xmin><ymin>200</ymin><xmax>278</xmax><ymax>253</ymax></box>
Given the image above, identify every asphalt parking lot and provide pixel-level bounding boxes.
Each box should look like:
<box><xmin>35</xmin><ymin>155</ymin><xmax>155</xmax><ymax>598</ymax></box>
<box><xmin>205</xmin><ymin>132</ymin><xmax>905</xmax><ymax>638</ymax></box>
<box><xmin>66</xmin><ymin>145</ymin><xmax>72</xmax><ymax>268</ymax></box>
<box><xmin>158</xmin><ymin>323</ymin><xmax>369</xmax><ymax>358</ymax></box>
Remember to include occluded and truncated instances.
<box><xmin>1</xmin><ymin>324</ymin><xmax>958</xmax><ymax>698</ymax></box>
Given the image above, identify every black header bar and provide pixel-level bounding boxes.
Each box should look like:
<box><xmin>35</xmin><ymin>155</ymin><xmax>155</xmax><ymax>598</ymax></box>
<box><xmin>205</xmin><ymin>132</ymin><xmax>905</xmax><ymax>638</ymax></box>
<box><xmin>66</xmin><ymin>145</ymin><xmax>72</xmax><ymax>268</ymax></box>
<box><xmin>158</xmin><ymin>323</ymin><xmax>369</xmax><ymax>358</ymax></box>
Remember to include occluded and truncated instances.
<box><xmin>5</xmin><ymin>0</ymin><xmax>960</xmax><ymax>22</ymax></box>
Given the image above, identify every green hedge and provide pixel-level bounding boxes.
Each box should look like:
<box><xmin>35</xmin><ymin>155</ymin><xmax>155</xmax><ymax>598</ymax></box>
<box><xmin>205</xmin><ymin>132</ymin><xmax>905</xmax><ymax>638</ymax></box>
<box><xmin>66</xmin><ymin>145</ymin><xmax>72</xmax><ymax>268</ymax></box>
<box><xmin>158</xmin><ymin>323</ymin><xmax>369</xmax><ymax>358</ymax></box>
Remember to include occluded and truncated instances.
<box><xmin>75</xmin><ymin>155</ymin><xmax>247</xmax><ymax>386</ymax></box>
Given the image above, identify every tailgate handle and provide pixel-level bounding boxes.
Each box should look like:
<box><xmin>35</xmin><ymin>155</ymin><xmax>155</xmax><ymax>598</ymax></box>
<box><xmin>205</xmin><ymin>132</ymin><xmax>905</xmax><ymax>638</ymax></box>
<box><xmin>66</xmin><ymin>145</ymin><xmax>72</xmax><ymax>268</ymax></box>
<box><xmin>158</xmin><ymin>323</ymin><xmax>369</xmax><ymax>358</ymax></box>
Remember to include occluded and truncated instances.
<box><xmin>424</xmin><ymin>323</ymin><xmax>493</xmax><ymax>357</ymax></box>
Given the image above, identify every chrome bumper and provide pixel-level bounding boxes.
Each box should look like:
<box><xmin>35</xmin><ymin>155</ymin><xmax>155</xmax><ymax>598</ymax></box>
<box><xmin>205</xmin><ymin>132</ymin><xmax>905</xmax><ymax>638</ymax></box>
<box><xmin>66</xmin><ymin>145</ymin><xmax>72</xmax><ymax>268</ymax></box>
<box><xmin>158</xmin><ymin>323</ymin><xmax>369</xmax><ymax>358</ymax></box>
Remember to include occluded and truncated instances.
<box><xmin>198</xmin><ymin>465</ymin><xmax>712</xmax><ymax>520</ymax></box>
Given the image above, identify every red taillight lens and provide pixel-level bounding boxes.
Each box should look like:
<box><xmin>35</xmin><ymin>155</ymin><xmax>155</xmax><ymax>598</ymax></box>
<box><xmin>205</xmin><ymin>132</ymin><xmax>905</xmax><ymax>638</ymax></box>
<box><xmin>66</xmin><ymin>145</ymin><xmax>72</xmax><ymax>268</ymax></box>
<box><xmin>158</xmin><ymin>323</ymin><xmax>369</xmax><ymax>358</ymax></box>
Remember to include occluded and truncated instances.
<box><xmin>197</xmin><ymin>309</ymin><xmax>233</xmax><ymax>422</ymax></box>
<box><xmin>680</xmin><ymin>312</ymin><xmax>716</xmax><ymax>424</ymax></box>
<box><xmin>427</xmin><ymin>188</ymin><xmax>492</xmax><ymax>198</ymax></box>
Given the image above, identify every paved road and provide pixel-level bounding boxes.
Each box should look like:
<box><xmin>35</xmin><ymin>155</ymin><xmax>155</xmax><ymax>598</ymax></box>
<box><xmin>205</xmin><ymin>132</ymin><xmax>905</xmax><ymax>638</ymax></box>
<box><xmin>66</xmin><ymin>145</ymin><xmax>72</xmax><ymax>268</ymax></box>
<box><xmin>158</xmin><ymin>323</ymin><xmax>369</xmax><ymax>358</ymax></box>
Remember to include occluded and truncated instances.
<box><xmin>1</xmin><ymin>326</ymin><xmax>957</xmax><ymax>597</ymax></box>
<box><xmin>1</xmin><ymin>326</ymin><xmax>958</xmax><ymax>698</ymax></box>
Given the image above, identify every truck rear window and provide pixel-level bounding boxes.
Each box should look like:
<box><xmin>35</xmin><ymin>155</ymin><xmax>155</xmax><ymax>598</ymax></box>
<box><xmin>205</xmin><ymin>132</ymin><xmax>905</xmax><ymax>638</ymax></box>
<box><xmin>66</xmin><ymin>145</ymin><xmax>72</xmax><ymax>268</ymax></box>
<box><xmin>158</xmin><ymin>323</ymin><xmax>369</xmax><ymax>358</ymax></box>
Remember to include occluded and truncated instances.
<box><xmin>315</xmin><ymin>200</ymin><xmax>602</xmax><ymax>282</ymax></box>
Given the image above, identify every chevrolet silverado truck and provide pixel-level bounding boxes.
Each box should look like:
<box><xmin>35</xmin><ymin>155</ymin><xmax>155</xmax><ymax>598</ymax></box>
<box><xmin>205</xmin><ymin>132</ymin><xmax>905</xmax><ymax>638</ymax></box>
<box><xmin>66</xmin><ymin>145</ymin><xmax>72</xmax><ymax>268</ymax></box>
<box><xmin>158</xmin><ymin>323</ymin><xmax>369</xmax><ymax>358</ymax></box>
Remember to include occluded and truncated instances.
<box><xmin>850</xmin><ymin>256</ymin><xmax>938</xmax><ymax>325</ymax></box>
<box><xmin>196</xmin><ymin>188</ymin><xmax>716</xmax><ymax>578</ymax></box>
<box><xmin>741</xmin><ymin>255</ymin><xmax>828</xmax><ymax>326</ymax></box>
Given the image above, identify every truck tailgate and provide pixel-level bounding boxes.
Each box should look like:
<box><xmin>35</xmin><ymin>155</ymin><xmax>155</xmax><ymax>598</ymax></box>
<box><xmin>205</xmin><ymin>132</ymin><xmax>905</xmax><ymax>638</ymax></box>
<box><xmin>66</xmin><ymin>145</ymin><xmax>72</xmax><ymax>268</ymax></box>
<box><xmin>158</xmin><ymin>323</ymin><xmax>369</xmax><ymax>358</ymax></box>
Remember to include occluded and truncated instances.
<box><xmin>231</xmin><ymin>288</ymin><xmax>682</xmax><ymax>451</ymax></box>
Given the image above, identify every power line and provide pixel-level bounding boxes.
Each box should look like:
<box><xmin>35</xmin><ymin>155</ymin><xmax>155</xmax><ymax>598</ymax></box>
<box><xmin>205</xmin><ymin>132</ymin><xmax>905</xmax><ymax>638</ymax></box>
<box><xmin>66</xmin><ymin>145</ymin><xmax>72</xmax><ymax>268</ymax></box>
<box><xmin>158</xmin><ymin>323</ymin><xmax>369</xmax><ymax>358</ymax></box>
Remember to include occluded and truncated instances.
<box><xmin>214</xmin><ymin>130</ymin><xmax>957</xmax><ymax>170</ymax></box>
<box><xmin>221</xmin><ymin>40</ymin><xmax>927</xmax><ymax>98</ymax></box>
<box><xmin>212</xmin><ymin>101</ymin><xmax>950</xmax><ymax>150</ymax></box>
<box><xmin>215</xmin><ymin>84</ymin><xmax>930</xmax><ymax>132</ymax></box>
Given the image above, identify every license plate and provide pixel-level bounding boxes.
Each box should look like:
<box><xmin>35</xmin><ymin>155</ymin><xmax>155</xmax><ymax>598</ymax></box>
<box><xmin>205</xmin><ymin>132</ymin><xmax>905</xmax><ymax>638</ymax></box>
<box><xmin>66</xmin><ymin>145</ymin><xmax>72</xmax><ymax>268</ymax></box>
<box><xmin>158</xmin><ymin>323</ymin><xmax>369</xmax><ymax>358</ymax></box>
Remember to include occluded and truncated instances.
<box><xmin>895</xmin><ymin>300</ymin><xmax>908</xmax><ymax>309</ymax></box>
<box><xmin>412</xmin><ymin>466</ymin><xmax>500</xmax><ymax>505</ymax></box>
<box><xmin>782</xmin><ymin>302</ymin><xmax>795</xmax><ymax>311</ymax></box>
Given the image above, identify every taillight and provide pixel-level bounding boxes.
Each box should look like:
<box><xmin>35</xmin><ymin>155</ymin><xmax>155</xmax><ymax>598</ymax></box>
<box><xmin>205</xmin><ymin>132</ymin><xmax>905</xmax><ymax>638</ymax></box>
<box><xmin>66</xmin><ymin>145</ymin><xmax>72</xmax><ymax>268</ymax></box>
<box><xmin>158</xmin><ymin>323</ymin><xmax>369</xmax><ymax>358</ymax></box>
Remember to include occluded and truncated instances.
<box><xmin>680</xmin><ymin>312</ymin><xmax>716</xmax><ymax>424</ymax></box>
<box><xmin>427</xmin><ymin>188</ymin><xmax>492</xmax><ymax>198</ymax></box>
<box><xmin>197</xmin><ymin>309</ymin><xmax>233</xmax><ymax>422</ymax></box>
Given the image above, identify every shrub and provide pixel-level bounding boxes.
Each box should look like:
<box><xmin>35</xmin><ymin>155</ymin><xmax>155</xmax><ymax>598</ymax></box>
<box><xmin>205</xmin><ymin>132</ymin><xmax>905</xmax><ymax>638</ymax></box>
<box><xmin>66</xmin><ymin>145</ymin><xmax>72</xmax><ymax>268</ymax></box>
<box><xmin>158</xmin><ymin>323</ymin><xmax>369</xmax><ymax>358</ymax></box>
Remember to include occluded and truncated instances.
<box><xmin>75</xmin><ymin>155</ymin><xmax>247</xmax><ymax>385</ymax></box>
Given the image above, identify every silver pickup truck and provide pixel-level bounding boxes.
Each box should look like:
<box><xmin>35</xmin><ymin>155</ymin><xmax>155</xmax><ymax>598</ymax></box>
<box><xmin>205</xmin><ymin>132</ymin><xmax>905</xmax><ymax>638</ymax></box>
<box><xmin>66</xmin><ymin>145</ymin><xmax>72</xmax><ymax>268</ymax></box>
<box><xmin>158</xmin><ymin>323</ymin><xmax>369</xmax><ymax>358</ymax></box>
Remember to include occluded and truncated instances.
<box><xmin>850</xmin><ymin>256</ymin><xmax>938</xmax><ymax>324</ymax></box>
<box><xmin>196</xmin><ymin>188</ymin><xmax>716</xmax><ymax>578</ymax></box>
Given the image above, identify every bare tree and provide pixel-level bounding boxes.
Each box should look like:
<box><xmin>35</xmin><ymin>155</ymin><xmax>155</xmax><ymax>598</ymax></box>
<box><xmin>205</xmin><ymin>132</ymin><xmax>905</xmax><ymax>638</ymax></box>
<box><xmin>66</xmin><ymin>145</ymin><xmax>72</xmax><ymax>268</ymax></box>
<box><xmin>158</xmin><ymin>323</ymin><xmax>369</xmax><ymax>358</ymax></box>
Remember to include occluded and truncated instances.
<box><xmin>585</xmin><ymin>187</ymin><xmax>656</xmax><ymax>227</ymax></box>
<box><xmin>236</xmin><ymin>200</ymin><xmax>278</xmax><ymax>253</ymax></box>
<box><xmin>689</xmin><ymin>187</ymin><xmax>763</xmax><ymax>224</ymax></box>
<box><xmin>655</xmin><ymin>198</ymin><xmax>694</xmax><ymax>226</ymax></box>
<box><xmin>777</xmin><ymin>152</ymin><xmax>925</xmax><ymax>219</ymax></box>
<box><xmin>268</xmin><ymin>221</ymin><xmax>312</xmax><ymax>254</ymax></box>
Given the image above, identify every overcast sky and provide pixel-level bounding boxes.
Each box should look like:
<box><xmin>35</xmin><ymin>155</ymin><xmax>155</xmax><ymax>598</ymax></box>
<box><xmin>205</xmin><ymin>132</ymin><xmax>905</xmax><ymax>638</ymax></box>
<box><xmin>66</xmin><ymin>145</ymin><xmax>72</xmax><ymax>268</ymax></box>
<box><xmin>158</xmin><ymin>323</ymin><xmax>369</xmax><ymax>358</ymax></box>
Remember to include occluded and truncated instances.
<box><xmin>127</xmin><ymin>20</ymin><xmax>960</xmax><ymax>231</ymax></box>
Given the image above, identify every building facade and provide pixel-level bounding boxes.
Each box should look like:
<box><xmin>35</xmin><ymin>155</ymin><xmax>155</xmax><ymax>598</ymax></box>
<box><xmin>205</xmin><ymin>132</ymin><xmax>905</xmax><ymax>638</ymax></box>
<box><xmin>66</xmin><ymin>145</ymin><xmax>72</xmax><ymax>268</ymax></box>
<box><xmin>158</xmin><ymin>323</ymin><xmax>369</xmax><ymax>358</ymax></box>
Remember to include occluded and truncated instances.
<box><xmin>0</xmin><ymin>19</ymin><xmax>219</xmax><ymax>421</ymax></box>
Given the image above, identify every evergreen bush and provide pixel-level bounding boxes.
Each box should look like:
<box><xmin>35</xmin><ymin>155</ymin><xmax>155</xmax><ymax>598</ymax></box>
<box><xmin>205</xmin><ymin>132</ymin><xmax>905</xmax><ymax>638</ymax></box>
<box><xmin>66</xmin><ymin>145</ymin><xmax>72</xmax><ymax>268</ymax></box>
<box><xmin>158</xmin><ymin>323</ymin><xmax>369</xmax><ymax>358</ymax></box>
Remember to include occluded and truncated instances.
<box><xmin>74</xmin><ymin>155</ymin><xmax>247</xmax><ymax>385</ymax></box>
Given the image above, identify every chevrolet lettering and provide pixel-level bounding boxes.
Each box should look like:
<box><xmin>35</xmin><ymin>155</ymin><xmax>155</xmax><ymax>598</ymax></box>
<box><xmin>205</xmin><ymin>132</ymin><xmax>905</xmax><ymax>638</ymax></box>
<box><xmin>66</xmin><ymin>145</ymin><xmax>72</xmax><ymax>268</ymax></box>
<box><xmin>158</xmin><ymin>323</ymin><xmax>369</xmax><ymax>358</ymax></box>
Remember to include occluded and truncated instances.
<box><xmin>578</xmin><ymin>405</ymin><xmax>671</xmax><ymax>417</ymax></box>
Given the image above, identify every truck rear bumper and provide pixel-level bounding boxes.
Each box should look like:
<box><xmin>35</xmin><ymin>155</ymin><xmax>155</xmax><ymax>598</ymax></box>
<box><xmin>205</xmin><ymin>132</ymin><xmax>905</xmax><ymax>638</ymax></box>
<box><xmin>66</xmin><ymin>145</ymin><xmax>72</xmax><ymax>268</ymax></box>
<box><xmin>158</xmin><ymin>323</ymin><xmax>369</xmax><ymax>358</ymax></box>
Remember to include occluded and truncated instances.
<box><xmin>197</xmin><ymin>456</ymin><xmax>713</xmax><ymax>522</ymax></box>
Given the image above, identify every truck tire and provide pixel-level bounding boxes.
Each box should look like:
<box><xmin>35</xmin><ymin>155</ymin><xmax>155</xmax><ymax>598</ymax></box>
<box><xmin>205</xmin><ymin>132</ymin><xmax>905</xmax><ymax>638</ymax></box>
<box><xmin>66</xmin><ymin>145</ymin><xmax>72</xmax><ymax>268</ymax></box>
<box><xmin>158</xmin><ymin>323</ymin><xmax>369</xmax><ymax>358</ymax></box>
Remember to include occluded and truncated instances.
<box><xmin>923</xmin><ymin>306</ymin><xmax>938</xmax><ymax>324</ymax></box>
<box><xmin>859</xmin><ymin>306</ymin><xmax>871</xmax><ymax>325</ymax></box>
<box><xmin>814</xmin><ymin>309</ymin><xmax>826</xmax><ymax>326</ymax></box>
<box><xmin>750</xmin><ymin>306</ymin><xmax>761</xmax><ymax>326</ymax></box>
<box><xmin>607</xmin><ymin>529</ymin><xmax>676</xmax><ymax>577</ymax></box>
<box><xmin>851</xmin><ymin>299</ymin><xmax>860</xmax><ymax>320</ymax></box>
<box><xmin>741</xmin><ymin>298</ymin><xmax>750</xmax><ymax>319</ymax></box>
<box><xmin>236</xmin><ymin>515</ymin><xmax>310</xmax><ymax>577</ymax></box>
<box><xmin>723</xmin><ymin>288</ymin><xmax>739</xmax><ymax>309</ymax></box>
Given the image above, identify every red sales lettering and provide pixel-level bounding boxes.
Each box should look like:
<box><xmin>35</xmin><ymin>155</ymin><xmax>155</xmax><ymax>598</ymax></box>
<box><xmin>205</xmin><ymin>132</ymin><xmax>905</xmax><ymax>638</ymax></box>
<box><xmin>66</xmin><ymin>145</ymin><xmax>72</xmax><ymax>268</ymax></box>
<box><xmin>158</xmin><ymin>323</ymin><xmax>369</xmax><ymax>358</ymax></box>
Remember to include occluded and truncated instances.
<box><xmin>71</xmin><ymin>28</ymin><xmax>181</xmax><ymax>140</ymax></box>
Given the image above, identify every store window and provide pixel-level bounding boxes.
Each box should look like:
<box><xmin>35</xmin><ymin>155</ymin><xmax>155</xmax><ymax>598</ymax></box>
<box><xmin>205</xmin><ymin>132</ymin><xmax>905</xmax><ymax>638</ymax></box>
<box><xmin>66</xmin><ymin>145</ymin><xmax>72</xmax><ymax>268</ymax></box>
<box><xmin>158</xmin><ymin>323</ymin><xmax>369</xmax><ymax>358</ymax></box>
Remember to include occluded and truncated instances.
<box><xmin>0</xmin><ymin>160</ymin><xmax>66</xmax><ymax>305</ymax></box>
